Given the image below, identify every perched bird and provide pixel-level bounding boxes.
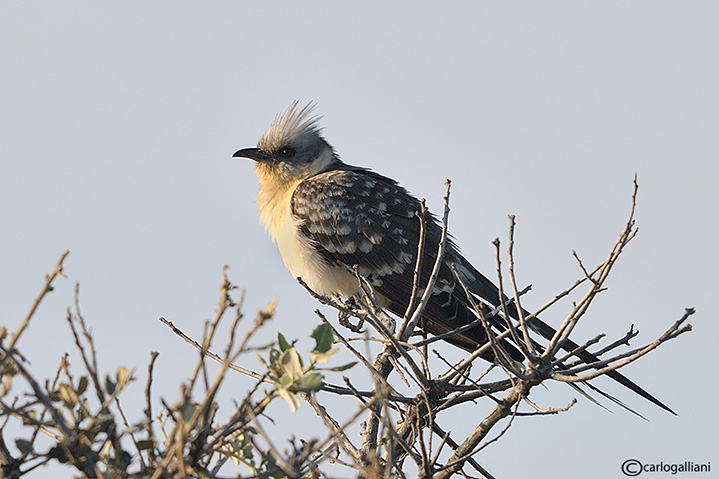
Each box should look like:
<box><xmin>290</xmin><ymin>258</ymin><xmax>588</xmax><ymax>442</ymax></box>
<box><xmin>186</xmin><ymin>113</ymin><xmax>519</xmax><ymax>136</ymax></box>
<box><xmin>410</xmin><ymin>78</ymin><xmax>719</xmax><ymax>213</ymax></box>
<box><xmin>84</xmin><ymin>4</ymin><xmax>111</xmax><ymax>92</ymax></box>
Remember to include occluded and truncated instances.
<box><xmin>233</xmin><ymin>101</ymin><xmax>674</xmax><ymax>414</ymax></box>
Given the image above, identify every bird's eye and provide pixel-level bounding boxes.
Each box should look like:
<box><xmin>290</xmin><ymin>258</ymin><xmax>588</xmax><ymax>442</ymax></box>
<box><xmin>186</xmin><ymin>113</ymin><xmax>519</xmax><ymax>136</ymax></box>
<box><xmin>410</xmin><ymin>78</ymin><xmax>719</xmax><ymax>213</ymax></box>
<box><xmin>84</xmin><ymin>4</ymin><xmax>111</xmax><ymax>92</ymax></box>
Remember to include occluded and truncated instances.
<box><xmin>279</xmin><ymin>146</ymin><xmax>296</xmax><ymax>158</ymax></box>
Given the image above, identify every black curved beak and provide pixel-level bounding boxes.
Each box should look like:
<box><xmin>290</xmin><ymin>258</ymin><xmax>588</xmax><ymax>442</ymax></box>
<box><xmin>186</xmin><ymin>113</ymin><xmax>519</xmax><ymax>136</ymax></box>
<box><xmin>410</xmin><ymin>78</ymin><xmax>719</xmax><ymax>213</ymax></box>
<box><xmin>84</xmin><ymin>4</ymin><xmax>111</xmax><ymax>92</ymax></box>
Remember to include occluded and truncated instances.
<box><xmin>232</xmin><ymin>147</ymin><xmax>269</xmax><ymax>162</ymax></box>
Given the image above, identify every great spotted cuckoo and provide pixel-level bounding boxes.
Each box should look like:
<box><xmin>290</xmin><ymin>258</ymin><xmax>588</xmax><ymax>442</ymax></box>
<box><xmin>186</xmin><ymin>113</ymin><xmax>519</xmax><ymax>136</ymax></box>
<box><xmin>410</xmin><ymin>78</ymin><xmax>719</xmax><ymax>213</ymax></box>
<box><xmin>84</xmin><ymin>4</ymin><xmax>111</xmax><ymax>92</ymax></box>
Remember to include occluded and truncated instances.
<box><xmin>233</xmin><ymin>101</ymin><xmax>674</xmax><ymax>415</ymax></box>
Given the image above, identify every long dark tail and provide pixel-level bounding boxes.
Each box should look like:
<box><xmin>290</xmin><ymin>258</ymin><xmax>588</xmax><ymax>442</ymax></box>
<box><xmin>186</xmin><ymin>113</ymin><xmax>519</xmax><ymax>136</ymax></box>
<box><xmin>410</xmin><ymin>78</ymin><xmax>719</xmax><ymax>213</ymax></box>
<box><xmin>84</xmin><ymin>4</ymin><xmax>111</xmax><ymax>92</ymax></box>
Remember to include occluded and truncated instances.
<box><xmin>460</xmin><ymin>259</ymin><xmax>676</xmax><ymax>415</ymax></box>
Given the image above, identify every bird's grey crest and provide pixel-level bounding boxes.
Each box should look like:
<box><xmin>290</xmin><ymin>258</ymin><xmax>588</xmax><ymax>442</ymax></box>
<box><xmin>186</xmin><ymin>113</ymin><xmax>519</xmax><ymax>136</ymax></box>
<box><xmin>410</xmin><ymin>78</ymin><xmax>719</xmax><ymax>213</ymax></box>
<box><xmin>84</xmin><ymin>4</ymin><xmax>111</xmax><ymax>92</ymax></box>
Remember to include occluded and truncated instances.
<box><xmin>257</xmin><ymin>100</ymin><xmax>325</xmax><ymax>155</ymax></box>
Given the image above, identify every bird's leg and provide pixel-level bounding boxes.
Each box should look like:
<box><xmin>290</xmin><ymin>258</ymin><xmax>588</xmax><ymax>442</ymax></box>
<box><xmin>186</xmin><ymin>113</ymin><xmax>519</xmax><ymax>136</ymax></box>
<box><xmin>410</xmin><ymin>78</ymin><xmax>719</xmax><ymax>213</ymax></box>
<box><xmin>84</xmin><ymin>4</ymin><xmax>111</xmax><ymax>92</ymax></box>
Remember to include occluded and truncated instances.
<box><xmin>336</xmin><ymin>296</ymin><xmax>366</xmax><ymax>333</ymax></box>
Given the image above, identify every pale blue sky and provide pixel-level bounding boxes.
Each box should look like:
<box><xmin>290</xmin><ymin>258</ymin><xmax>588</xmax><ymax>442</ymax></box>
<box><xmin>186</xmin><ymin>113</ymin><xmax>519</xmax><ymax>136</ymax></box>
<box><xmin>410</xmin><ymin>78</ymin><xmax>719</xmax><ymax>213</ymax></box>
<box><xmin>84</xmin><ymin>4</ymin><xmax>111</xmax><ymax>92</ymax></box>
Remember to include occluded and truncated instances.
<box><xmin>1</xmin><ymin>2</ymin><xmax>717</xmax><ymax>477</ymax></box>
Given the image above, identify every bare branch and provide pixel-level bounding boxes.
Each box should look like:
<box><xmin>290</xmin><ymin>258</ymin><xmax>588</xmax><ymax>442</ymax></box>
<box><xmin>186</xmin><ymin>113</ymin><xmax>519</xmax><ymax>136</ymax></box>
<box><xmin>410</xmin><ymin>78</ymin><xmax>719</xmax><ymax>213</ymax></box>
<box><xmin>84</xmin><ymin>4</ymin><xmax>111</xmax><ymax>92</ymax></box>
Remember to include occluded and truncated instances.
<box><xmin>553</xmin><ymin>308</ymin><xmax>694</xmax><ymax>383</ymax></box>
<box><xmin>8</xmin><ymin>250</ymin><xmax>69</xmax><ymax>352</ymax></box>
<box><xmin>397</xmin><ymin>180</ymin><xmax>452</xmax><ymax>343</ymax></box>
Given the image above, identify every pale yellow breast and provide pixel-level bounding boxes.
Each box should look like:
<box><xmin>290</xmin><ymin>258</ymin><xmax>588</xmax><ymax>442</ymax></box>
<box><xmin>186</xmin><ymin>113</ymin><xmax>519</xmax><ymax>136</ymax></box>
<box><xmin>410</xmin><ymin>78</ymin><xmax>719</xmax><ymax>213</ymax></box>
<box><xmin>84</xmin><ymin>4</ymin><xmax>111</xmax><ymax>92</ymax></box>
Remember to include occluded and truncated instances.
<box><xmin>255</xmin><ymin>176</ymin><xmax>360</xmax><ymax>297</ymax></box>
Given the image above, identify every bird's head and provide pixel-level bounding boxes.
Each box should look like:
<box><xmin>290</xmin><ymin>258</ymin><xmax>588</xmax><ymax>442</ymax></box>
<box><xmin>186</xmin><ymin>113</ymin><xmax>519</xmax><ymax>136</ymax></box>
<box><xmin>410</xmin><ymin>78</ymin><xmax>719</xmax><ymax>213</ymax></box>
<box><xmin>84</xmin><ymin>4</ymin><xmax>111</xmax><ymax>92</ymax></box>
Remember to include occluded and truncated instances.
<box><xmin>233</xmin><ymin>101</ymin><xmax>339</xmax><ymax>186</ymax></box>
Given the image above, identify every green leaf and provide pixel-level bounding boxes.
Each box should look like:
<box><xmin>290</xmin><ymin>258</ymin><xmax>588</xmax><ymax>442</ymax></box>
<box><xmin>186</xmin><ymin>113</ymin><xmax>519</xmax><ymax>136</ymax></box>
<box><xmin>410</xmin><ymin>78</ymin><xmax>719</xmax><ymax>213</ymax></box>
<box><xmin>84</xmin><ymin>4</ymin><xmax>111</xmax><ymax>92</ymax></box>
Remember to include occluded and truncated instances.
<box><xmin>136</xmin><ymin>440</ymin><xmax>154</xmax><ymax>451</ymax></box>
<box><xmin>257</xmin><ymin>353</ymin><xmax>268</xmax><ymax>369</ymax></box>
<box><xmin>309</xmin><ymin>348</ymin><xmax>338</xmax><ymax>364</ymax></box>
<box><xmin>15</xmin><ymin>439</ymin><xmax>33</xmax><ymax>454</ymax></box>
<box><xmin>276</xmin><ymin>374</ymin><xmax>291</xmax><ymax>389</ymax></box>
<box><xmin>104</xmin><ymin>375</ymin><xmax>116</xmax><ymax>395</ymax></box>
<box><xmin>95</xmin><ymin>413</ymin><xmax>115</xmax><ymax>433</ymax></box>
<box><xmin>276</xmin><ymin>388</ymin><xmax>301</xmax><ymax>412</ymax></box>
<box><xmin>225</xmin><ymin>434</ymin><xmax>252</xmax><ymax>465</ymax></box>
<box><xmin>180</xmin><ymin>401</ymin><xmax>197</xmax><ymax>422</ymax></box>
<box><xmin>76</xmin><ymin>376</ymin><xmax>89</xmax><ymax>396</ymax></box>
<box><xmin>280</xmin><ymin>348</ymin><xmax>303</xmax><ymax>381</ymax></box>
<box><xmin>310</xmin><ymin>323</ymin><xmax>334</xmax><ymax>354</ymax></box>
<box><xmin>48</xmin><ymin>444</ymin><xmax>69</xmax><ymax>463</ymax></box>
<box><xmin>58</xmin><ymin>383</ymin><xmax>78</xmax><ymax>408</ymax></box>
<box><xmin>113</xmin><ymin>448</ymin><xmax>133</xmax><ymax>469</ymax></box>
<box><xmin>320</xmin><ymin>361</ymin><xmax>357</xmax><ymax>372</ymax></box>
<box><xmin>290</xmin><ymin>372</ymin><xmax>324</xmax><ymax>392</ymax></box>
<box><xmin>277</xmin><ymin>333</ymin><xmax>291</xmax><ymax>352</ymax></box>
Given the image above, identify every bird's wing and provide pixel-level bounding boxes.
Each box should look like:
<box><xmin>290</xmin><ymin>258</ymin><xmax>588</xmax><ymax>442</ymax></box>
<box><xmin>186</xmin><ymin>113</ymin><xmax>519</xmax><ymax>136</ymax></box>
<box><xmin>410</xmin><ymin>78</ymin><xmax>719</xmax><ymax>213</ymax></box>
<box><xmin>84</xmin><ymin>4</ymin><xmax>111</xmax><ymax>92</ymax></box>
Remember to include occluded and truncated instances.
<box><xmin>291</xmin><ymin>167</ymin><xmax>423</xmax><ymax>294</ymax></box>
<box><xmin>292</xmin><ymin>167</ymin><xmax>675</xmax><ymax>414</ymax></box>
<box><xmin>290</xmin><ymin>167</ymin><xmax>520</xmax><ymax>358</ymax></box>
